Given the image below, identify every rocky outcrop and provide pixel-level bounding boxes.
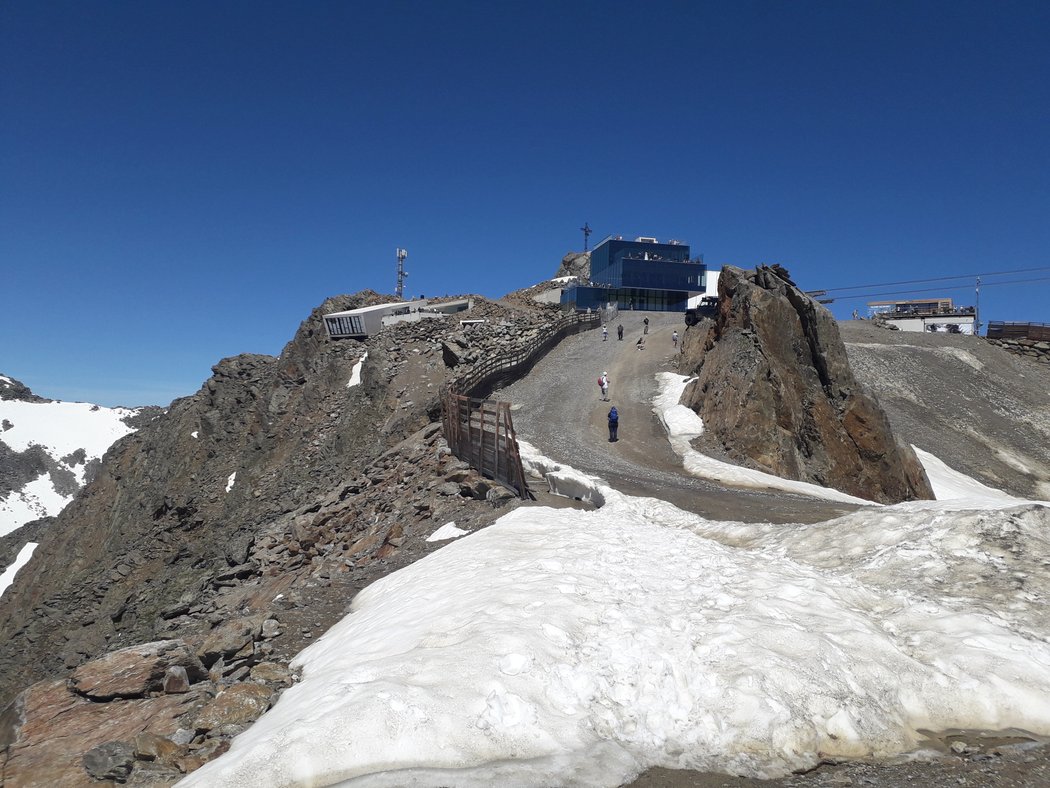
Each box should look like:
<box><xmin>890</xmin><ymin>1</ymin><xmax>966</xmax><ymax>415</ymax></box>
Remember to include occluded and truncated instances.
<box><xmin>680</xmin><ymin>265</ymin><xmax>933</xmax><ymax>504</ymax></box>
<box><xmin>0</xmin><ymin>291</ymin><xmax>570</xmax><ymax>781</ymax></box>
<box><xmin>554</xmin><ymin>251</ymin><xmax>590</xmax><ymax>281</ymax></box>
<box><xmin>984</xmin><ymin>336</ymin><xmax>1050</xmax><ymax>364</ymax></box>
<box><xmin>0</xmin><ymin>375</ymin><xmax>48</xmax><ymax>403</ymax></box>
<box><xmin>0</xmin><ymin>636</ymin><xmax>290</xmax><ymax>787</ymax></box>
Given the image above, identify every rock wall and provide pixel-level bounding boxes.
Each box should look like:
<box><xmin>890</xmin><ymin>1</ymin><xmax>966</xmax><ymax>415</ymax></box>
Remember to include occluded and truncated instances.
<box><xmin>983</xmin><ymin>336</ymin><xmax>1050</xmax><ymax>364</ymax></box>
<box><xmin>679</xmin><ymin>265</ymin><xmax>933</xmax><ymax>504</ymax></box>
<box><xmin>0</xmin><ymin>292</ymin><xmax>571</xmax><ymax>735</ymax></box>
<box><xmin>554</xmin><ymin>251</ymin><xmax>590</xmax><ymax>281</ymax></box>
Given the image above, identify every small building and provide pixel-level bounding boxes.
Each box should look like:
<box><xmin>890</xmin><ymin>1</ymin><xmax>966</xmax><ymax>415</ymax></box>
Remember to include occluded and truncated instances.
<box><xmin>867</xmin><ymin>298</ymin><xmax>976</xmax><ymax>334</ymax></box>
<box><xmin>561</xmin><ymin>236</ymin><xmax>707</xmax><ymax>312</ymax></box>
<box><xmin>324</xmin><ymin>298</ymin><xmax>473</xmax><ymax>339</ymax></box>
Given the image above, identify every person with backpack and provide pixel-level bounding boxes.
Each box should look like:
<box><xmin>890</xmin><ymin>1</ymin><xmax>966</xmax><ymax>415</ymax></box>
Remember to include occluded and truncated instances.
<box><xmin>608</xmin><ymin>406</ymin><xmax>619</xmax><ymax>442</ymax></box>
<box><xmin>602</xmin><ymin>325</ymin><xmax>608</xmax><ymax>341</ymax></box>
<box><xmin>672</xmin><ymin>330</ymin><xmax>679</xmax><ymax>348</ymax></box>
<box><xmin>643</xmin><ymin>316</ymin><xmax>649</xmax><ymax>334</ymax></box>
<box><xmin>598</xmin><ymin>372</ymin><xmax>609</xmax><ymax>401</ymax></box>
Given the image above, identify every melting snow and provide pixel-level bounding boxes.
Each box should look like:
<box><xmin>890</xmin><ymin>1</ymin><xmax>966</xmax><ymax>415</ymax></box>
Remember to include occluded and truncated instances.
<box><xmin>225</xmin><ymin>472</ymin><xmax>237</xmax><ymax>493</ymax></box>
<box><xmin>191</xmin><ymin>430</ymin><xmax>199</xmax><ymax>439</ymax></box>
<box><xmin>426</xmin><ymin>522</ymin><xmax>468</xmax><ymax>542</ymax></box>
<box><xmin>348</xmin><ymin>352</ymin><xmax>369</xmax><ymax>388</ymax></box>
<box><xmin>178</xmin><ymin>439</ymin><xmax>1050</xmax><ymax>787</ymax></box>
<box><xmin>0</xmin><ymin>542</ymin><xmax>39</xmax><ymax>599</ymax></box>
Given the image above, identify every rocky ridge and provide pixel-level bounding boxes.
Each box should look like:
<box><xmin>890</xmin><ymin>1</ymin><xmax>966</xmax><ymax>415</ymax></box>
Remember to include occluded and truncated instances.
<box><xmin>679</xmin><ymin>264</ymin><xmax>933</xmax><ymax>504</ymax></box>
<box><xmin>0</xmin><ymin>291</ymin><xmax>572</xmax><ymax>786</ymax></box>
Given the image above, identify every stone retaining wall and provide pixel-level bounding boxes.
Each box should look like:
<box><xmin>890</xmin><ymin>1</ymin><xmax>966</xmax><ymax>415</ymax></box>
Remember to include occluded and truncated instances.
<box><xmin>984</xmin><ymin>336</ymin><xmax>1050</xmax><ymax>364</ymax></box>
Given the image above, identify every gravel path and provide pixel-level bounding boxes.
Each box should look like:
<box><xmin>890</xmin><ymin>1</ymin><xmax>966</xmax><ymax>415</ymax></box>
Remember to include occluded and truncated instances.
<box><xmin>496</xmin><ymin>311</ymin><xmax>856</xmax><ymax>524</ymax></box>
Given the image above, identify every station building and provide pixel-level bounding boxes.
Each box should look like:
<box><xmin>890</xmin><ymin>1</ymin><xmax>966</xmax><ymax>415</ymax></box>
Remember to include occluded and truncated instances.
<box><xmin>560</xmin><ymin>236</ymin><xmax>707</xmax><ymax>312</ymax></box>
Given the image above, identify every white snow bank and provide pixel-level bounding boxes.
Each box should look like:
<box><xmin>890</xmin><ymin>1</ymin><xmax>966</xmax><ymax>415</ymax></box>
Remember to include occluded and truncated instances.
<box><xmin>0</xmin><ymin>475</ymin><xmax>72</xmax><ymax>538</ymax></box>
<box><xmin>225</xmin><ymin>472</ymin><xmax>236</xmax><ymax>493</ymax></box>
<box><xmin>913</xmin><ymin>446</ymin><xmax>1050</xmax><ymax>508</ymax></box>
<box><xmin>426</xmin><ymin>522</ymin><xmax>468</xmax><ymax>542</ymax></box>
<box><xmin>550</xmin><ymin>275</ymin><xmax>578</xmax><ymax>283</ymax></box>
<box><xmin>348</xmin><ymin>352</ymin><xmax>368</xmax><ymax>388</ymax></box>
<box><xmin>0</xmin><ymin>542</ymin><xmax>38</xmax><ymax>599</ymax></box>
<box><xmin>653</xmin><ymin>373</ymin><xmax>872</xmax><ymax>505</ymax></box>
<box><xmin>178</xmin><ymin>444</ymin><xmax>1050</xmax><ymax>788</ymax></box>
<box><xmin>0</xmin><ymin>398</ymin><xmax>140</xmax><ymax>534</ymax></box>
<box><xmin>0</xmin><ymin>399</ymin><xmax>136</xmax><ymax>459</ymax></box>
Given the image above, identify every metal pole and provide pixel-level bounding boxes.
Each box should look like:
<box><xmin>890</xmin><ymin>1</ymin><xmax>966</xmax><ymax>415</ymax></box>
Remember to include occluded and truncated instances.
<box><xmin>975</xmin><ymin>276</ymin><xmax>981</xmax><ymax>335</ymax></box>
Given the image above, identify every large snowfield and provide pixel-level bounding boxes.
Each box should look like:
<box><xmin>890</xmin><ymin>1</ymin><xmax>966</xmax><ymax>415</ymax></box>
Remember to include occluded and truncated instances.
<box><xmin>178</xmin><ymin>375</ymin><xmax>1050</xmax><ymax>787</ymax></box>
<box><xmin>0</xmin><ymin>397</ymin><xmax>138</xmax><ymax>537</ymax></box>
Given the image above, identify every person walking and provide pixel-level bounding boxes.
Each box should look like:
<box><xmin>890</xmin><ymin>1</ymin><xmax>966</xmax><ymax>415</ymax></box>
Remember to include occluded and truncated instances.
<box><xmin>672</xmin><ymin>330</ymin><xmax>679</xmax><ymax>349</ymax></box>
<box><xmin>607</xmin><ymin>406</ymin><xmax>619</xmax><ymax>442</ymax></box>
<box><xmin>599</xmin><ymin>372</ymin><xmax>609</xmax><ymax>401</ymax></box>
<box><xmin>617</xmin><ymin>324</ymin><xmax>623</xmax><ymax>340</ymax></box>
<box><xmin>602</xmin><ymin>325</ymin><xmax>608</xmax><ymax>341</ymax></box>
<box><xmin>643</xmin><ymin>316</ymin><xmax>649</xmax><ymax>334</ymax></box>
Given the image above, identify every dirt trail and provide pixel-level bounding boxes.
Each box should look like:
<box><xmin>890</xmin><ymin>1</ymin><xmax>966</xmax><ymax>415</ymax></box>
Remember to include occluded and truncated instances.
<box><xmin>496</xmin><ymin>311</ymin><xmax>857</xmax><ymax>524</ymax></box>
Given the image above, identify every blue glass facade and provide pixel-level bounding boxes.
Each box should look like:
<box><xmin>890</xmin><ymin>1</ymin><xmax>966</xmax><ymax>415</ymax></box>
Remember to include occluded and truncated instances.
<box><xmin>561</xmin><ymin>237</ymin><xmax>706</xmax><ymax>313</ymax></box>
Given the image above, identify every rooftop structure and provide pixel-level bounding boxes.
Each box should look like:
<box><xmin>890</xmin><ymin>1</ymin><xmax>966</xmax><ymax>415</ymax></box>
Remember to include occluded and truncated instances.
<box><xmin>561</xmin><ymin>235</ymin><xmax>706</xmax><ymax>313</ymax></box>
<box><xmin>867</xmin><ymin>297</ymin><xmax>977</xmax><ymax>334</ymax></box>
<box><xmin>324</xmin><ymin>298</ymin><xmax>473</xmax><ymax>339</ymax></box>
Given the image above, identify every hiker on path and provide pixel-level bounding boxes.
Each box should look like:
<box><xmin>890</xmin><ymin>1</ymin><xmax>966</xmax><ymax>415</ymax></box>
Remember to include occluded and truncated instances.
<box><xmin>672</xmin><ymin>330</ymin><xmax>679</xmax><ymax>349</ymax></box>
<box><xmin>602</xmin><ymin>325</ymin><xmax>608</xmax><ymax>341</ymax></box>
<box><xmin>643</xmin><ymin>317</ymin><xmax>649</xmax><ymax>334</ymax></box>
<box><xmin>617</xmin><ymin>324</ymin><xmax>623</xmax><ymax>340</ymax></box>
<box><xmin>599</xmin><ymin>372</ymin><xmax>609</xmax><ymax>401</ymax></box>
<box><xmin>608</xmin><ymin>406</ymin><xmax>619</xmax><ymax>442</ymax></box>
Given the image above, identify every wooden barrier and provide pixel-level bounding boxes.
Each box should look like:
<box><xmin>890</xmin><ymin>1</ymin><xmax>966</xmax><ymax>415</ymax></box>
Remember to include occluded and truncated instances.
<box><xmin>986</xmin><ymin>321</ymin><xmax>1050</xmax><ymax>342</ymax></box>
<box><xmin>440</xmin><ymin>310</ymin><xmax>600</xmax><ymax>499</ymax></box>
<box><xmin>441</xmin><ymin>392</ymin><xmax>529</xmax><ymax>499</ymax></box>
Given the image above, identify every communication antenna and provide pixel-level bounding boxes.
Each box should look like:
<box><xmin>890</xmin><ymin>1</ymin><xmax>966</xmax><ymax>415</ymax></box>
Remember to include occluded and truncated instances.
<box><xmin>581</xmin><ymin>222</ymin><xmax>592</xmax><ymax>252</ymax></box>
<box><xmin>974</xmin><ymin>275</ymin><xmax>981</xmax><ymax>335</ymax></box>
<box><xmin>395</xmin><ymin>248</ymin><xmax>408</xmax><ymax>300</ymax></box>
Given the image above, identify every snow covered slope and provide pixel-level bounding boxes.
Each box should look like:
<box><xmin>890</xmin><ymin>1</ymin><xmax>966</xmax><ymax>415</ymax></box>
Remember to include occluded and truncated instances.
<box><xmin>0</xmin><ymin>374</ymin><xmax>146</xmax><ymax>537</ymax></box>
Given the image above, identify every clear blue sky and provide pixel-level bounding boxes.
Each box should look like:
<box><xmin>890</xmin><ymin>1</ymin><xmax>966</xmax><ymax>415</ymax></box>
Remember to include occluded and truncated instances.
<box><xmin>3</xmin><ymin>1</ymin><xmax>1048</xmax><ymax>406</ymax></box>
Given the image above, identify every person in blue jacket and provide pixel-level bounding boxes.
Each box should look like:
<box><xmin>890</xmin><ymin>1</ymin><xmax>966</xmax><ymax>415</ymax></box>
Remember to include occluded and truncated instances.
<box><xmin>608</xmin><ymin>406</ymin><xmax>619</xmax><ymax>442</ymax></box>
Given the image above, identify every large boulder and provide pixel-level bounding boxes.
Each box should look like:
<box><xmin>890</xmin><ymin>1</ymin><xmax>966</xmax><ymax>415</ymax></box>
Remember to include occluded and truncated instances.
<box><xmin>680</xmin><ymin>265</ymin><xmax>933</xmax><ymax>504</ymax></box>
<box><xmin>554</xmin><ymin>251</ymin><xmax>590</xmax><ymax>281</ymax></box>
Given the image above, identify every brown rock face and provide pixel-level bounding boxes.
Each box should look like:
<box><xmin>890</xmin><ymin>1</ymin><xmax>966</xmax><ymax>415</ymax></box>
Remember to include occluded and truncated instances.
<box><xmin>70</xmin><ymin>640</ymin><xmax>206</xmax><ymax>701</ymax></box>
<box><xmin>680</xmin><ymin>265</ymin><xmax>933</xmax><ymax>503</ymax></box>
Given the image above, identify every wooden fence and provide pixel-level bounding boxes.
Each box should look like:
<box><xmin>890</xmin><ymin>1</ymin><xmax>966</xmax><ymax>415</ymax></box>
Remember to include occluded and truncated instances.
<box><xmin>441</xmin><ymin>394</ymin><xmax>529</xmax><ymax>499</ymax></box>
<box><xmin>986</xmin><ymin>321</ymin><xmax>1050</xmax><ymax>342</ymax></box>
<box><xmin>441</xmin><ymin>311</ymin><xmax>601</xmax><ymax>498</ymax></box>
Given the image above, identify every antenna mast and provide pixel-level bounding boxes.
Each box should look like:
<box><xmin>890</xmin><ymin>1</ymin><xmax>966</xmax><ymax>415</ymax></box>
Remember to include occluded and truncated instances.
<box><xmin>581</xmin><ymin>222</ymin><xmax>592</xmax><ymax>252</ymax></box>
<box><xmin>395</xmin><ymin>248</ymin><xmax>408</xmax><ymax>300</ymax></box>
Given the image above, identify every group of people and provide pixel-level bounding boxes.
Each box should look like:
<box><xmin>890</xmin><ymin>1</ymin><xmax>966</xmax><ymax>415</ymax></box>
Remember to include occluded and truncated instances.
<box><xmin>594</xmin><ymin>318</ymin><xmax>684</xmax><ymax>442</ymax></box>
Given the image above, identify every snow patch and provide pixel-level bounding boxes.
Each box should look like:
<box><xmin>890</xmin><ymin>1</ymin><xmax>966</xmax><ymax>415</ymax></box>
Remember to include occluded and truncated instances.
<box><xmin>0</xmin><ymin>475</ymin><xmax>73</xmax><ymax>538</ymax></box>
<box><xmin>0</xmin><ymin>542</ymin><xmax>38</xmax><ymax>599</ymax></box>
<box><xmin>912</xmin><ymin>446</ymin><xmax>1050</xmax><ymax>507</ymax></box>
<box><xmin>191</xmin><ymin>431</ymin><xmax>199</xmax><ymax>439</ymax></box>
<box><xmin>225</xmin><ymin>472</ymin><xmax>237</xmax><ymax>493</ymax></box>
<box><xmin>348</xmin><ymin>352</ymin><xmax>369</xmax><ymax>388</ymax></box>
<box><xmin>177</xmin><ymin>443</ymin><xmax>1050</xmax><ymax>788</ymax></box>
<box><xmin>427</xmin><ymin>522</ymin><xmax>468</xmax><ymax>542</ymax></box>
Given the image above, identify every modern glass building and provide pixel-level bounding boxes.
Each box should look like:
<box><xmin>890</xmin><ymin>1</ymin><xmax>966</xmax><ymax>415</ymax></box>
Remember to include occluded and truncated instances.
<box><xmin>560</xmin><ymin>236</ymin><xmax>706</xmax><ymax>312</ymax></box>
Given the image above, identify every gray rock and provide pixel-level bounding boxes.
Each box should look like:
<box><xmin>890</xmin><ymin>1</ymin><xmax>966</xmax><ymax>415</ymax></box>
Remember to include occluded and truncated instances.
<box><xmin>83</xmin><ymin>740</ymin><xmax>135</xmax><ymax>782</ymax></box>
